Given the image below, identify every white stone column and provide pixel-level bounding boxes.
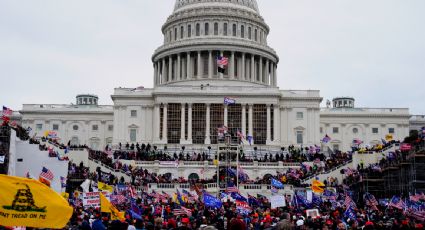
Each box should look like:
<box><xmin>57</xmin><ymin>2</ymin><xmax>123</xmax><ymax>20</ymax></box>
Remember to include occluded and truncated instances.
<box><xmin>187</xmin><ymin>103</ymin><xmax>192</xmax><ymax>142</ymax></box>
<box><xmin>273</xmin><ymin>63</ymin><xmax>277</xmax><ymax>86</ymax></box>
<box><xmin>157</xmin><ymin>62</ymin><xmax>161</xmax><ymax>85</ymax></box>
<box><xmin>219</xmin><ymin>51</ymin><xmax>224</xmax><ymax>79</ymax></box>
<box><xmin>266</xmin><ymin>104</ymin><xmax>271</xmax><ymax>144</ymax></box>
<box><xmin>241</xmin><ymin>53</ymin><xmax>245</xmax><ymax>80</ymax></box>
<box><xmin>182</xmin><ymin>57</ymin><xmax>186</xmax><ymax>80</ymax></box>
<box><xmin>162</xmin><ymin>58</ymin><xmax>166</xmax><ymax>83</ymax></box>
<box><xmin>224</xmin><ymin>104</ymin><xmax>228</xmax><ymax>127</ymax></box>
<box><xmin>197</xmin><ymin>51</ymin><xmax>202</xmax><ymax>79</ymax></box>
<box><xmin>251</xmin><ymin>55</ymin><xmax>255</xmax><ymax>82</ymax></box>
<box><xmin>265</xmin><ymin>59</ymin><xmax>270</xmax><ymax>85</ymax></box>
<box><xmin>187</xmin><ymin>52</ymin><xmax>191</xmax><ymax>79</ymax></box>
<box><xmin>273</xmin><ymin>105</ymin><xmax>280</xmax><ymax>142</ymax></box>
<box><xmin>180</xmin><ymin>103</ymin><xmax>185</xmax><ymax>143</ymax></box>
<box><xmin>177</xmin><ymin>54</ymin><xmax>181</xmax><ymax>81</ymax></box>
<box><xmin>162</xmin><ymin>104</ymin><xmax>168</xmax><ymax>143</ymax></box>
<box><xmin>208</xmin><ymin>51</ymin><xmax>213</xmax><ymax>78</ymax></box>
<box><xmin>153</xmin><ymin>63</ymin><xmax>158</xmax><ymax>87</ymax></box>
<box><xmin>242</xmin><ymin>104</ymin><xmax>246</xmax><ymax>137</ymax></box>
<box><xmin>153</xmin><ymin>104</ymin><xmax>160</xmax><ymax>142</ymax></box>
<box><xmin>205</xmin><ymin>103</ymin><xmax>211</xmax><ymax>144</ymax></box>
<box><xmin>248</xmin><ymin>104</ymin><xmax>253</xmax><ymax>144</ymax></box>
<box><xmin>168</xmin><ymin>56</ymin><xmax>173</xmax><ymax>81</ymax></box>
<box><xmin>230</xmin><ymin>51</ymin><xmax>235</xmax><ymax>79</ymax></box>
<box><xmin>259</xmin><ymin>56</ymin><xmax>263</xmax><ymax>83</ymax></box>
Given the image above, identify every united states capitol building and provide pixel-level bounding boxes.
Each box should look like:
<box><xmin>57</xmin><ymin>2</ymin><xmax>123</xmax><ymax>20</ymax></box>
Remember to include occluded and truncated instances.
<box><xmin>18</xmin><ymin>0</ymin><xmax>419</xmax><ymax>153</ymax></box>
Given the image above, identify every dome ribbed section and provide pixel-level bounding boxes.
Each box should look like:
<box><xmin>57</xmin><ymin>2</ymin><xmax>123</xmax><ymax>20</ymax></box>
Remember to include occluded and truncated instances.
<box><xmin>174</xmin><ymin>0</ymin><xmax>259</xmax><ymax>14</ymax></box>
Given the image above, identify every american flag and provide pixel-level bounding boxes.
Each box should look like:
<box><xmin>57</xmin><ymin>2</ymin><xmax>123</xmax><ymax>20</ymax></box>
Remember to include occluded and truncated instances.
<box><xmin>39</xmin><ymin>167</ymin><xmax>54</xmax><ymax>181</ymax></box>
<box><xmin>111</xmin><ymin>195</ymin><xmax>127</xmax><ymax>204</ymax></box>
<box><xmin>389</xmin><ymin>196</ymin><xmax>405</xmax><ymax>210</ymax></box>
<box><xmin>216</xmin><ymin>56</ymin><xmax>228</xmax><ymax>66</ymax></box>
<box><xmin>226</xmin><ymin>186</ymin><xmax>240</xmax><ymax>194</ymax></box>
<box><xmin>173</xmin><ymin>207</ymin><xmax>192</xmax><ymax>217</ymax></box>
<box><xmin>364</xmin><ymin>192</ymin><xmax>379</xmax><ymax>210</ymax></box>
<box><xmin>344</xmin><ymin>195</ymin><xmax>357</xmax><ymax>209</ymax></box>
<box><xmin>2</xmin><ymin>106</ymin><xmax>12</xmax><ymax>116</ymax></box>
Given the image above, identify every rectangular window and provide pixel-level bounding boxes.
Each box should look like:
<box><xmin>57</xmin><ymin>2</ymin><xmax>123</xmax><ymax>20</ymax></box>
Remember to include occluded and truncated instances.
<box><xmin>320</xmin><ymin>127</ymin><xmax>323</xmax><ymax>133</ymax></box>
<box><xmin>130</xmin><ymin>129</ymin><xmax>137</xmax><ymax>142</ymax></box>
<box><xmin>223</xmin><ymin>23</ymin><xmax>228</xmax><ymax>36</ymax></box>
<box><xmin>108</xmin><ymin>125</ymin><xmax>113</xmax><ymax>131</ymax></box>
<box><xmin>296</xmin><ymin>112</ymin><xmax>303</xmax><ymax>119</ymax></box>
<box><xmin>388</xmin><ymin>128</ymin><xmax>395</xmax><ymax>134</ymax></box>
<box><xmin>232</xmin><ymin>24</ymin><xmax>237</xmax><ymax>36</ymax></box>
<box><xmin>131</xmin><ymin>110</ymin><xmax>137</xmax><ymax>117</ymax></box>
<box><xmin>241</xmin><ymin>25</ymin><xmax>245</xmax><ymax>38</ymax></box>
<box><xmin>92</xmin><ymin>125</ymin><xmax>98</xmax><ymax>131</ymax></box>
<box><xmin>36</xmin><ymin>124</ymin><xmax>43</xmax><ymax>130</ymax></box>
<box><xmin>296</xmin><ymin>131</ymin><xmax>303</xmax><ymax>144</ymax></box>
<box><xmin>214</xmin><ymin>23</ymin><xmax>218</xmax><ymax>35</ymax></box>
<box><xmin>174</xmin><ymin>28</ymin><xmax>177</xmax><ymax>40</ymax></box>
<box><xmin>372</xmin><ymin>128</ymin><xmax>379</xmax><ymax>134</ymax></box>
<box><xmin>52</xmin><ymin>124</ymin><xmax>59</xmax><ymax>131</ymax></box>
<box><xmin>248</xmin><ymin>27</ymin><xmax>252</xmax><ymax>40</ymax></box>
<box><xmin>333</xmin><ymin>127</ymin><xmax>339</xmax><ymax>134</ymax></box>
<box><xmin>180</xmin><ymin>26</ymin><xmax>184</xmax><ymax>39</ymax></box>
<box><xmin>254</xmin><ymin>29</ymin><xmax>258</xmax><ymax>41</ymax></box>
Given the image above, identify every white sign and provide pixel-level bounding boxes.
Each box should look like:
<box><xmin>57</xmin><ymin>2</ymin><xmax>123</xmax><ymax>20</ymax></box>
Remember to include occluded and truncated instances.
<box><xmin>307</xmin><ymin>191</ymin><xmax>313</xmax><ymax>202</ymax></box>
<box><xmin>306</xmin><ymin>209</ymin><xmax>320</xmax><ymax>218</ymax></box>
<box><xmin>270</xmin><ymin>195</ymin><xmax>286</xmax><ymax>209</ymax></box>
<box><xmin>82</xmin><ymin>192</ymin><xmax>110</xmax><ymax>208</ymax></box>
<box><xmin>0</xmin><ymin>155</ymin><xmax>4</xmax><ymax>164</ymax></box>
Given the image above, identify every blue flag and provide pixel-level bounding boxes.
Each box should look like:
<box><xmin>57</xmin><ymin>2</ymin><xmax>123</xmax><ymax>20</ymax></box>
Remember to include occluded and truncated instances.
<box><xmin>231</xmin><ymin>192</ymin><xmax>247</xmax><ymax>202</ymax></box>
<box><xmin>344</xmin><ymin>206</ymin><xmax>356</xmax><ymax>221</ymax></box>
<box><xmin>203</xmin><ymin>193</ymin><xmax>222</xmax><ymax>208</ymax></box>
<box><xmin>271</xmin><ymin>178</ymin><xmax>284</xmax><ymax>189</ymax></box>
<box><xmin>248</xmin><ymin>195</ymin><xmax>259</xmax><ymax>207</ymax></box>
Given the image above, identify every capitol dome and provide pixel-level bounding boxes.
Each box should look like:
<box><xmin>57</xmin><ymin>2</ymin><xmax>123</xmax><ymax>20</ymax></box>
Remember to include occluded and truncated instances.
<box><xmin>152</xmin><ymin>0</ymin><xmax>279</xmax><ymax>87</ymax></box>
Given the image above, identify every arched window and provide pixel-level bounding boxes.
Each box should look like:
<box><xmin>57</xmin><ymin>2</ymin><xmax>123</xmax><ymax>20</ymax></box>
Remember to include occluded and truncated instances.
<box><xmin>254</xmin><ymin>28</ymin><xmax>258</xmax><ymax>41</ymax></box>
<box><xmin>223</xmin><ymin>23</ymin><xmax>228</xmax><ymax>36</ymax></box>
<box><xmin>214</xmin><ymin>22</ymin><xmax>218</xmax><ymax>35</ymax></box>
<box><xmin>204</xmin><ymin>23</ymin><xmax>209</xmax><ymax>36</ymax></box>
<box><xmin>248</xmin><ymin>27</ymin><xmax>252</xmax><ymax>40</ymax></box>
<box><xmin>174</xmin><ymin>28</ymin><xmax>177</xmax><ymax>40</ymax></box>
<box><xmin>180</xmin><ymin>26</ymin><xmax>184</xmax><ymax>39</ymax></box>
<box><xmin>187</xmin><ymin>24</ymin><xmax>192</xmax><ymax>38</ymax></box>
<box><xmin>188</xmin><ymin>173</ymin><xmax>199</xmax><ymax>180</ymax></box>
<box><xmin>241</xmin><ymin>25</ymin><xmax>245</xmax><ymax>38</ymax></box>
<box><xmin>196</xmin><ymin>23</ymin><xmax>200</xmax><ymax>36</ymax></box>
<box><xmin>232</xmin><ymin>24</ymin><xmax>237</xmax><ymax>36</ymax></box>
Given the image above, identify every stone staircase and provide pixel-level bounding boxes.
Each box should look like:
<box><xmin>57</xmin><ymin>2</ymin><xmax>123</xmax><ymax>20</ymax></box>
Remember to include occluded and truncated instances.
<box><xmin>302</xmin><ymin>144</ymin><xmax>399</xmax><ymax>184</ymax></box>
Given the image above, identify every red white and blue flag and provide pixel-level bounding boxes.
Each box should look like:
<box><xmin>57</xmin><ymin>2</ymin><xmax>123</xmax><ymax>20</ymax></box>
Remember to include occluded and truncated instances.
<box><xmin>39</xmin><ymin>167</ymin><xmax>54</xmax><ymax>181</ymax></box>
<box><xmin>2</xmin><ymin>106</ymin><xmax>12</xmax><ymax>116</ymax></box>
<box><xmin>321</xmin><ymin>134</ymin><xmax>331</xmax><ymax>143</ymax></box>
<box><xmin>216</xmin><ymin>56</ymin><xmax>229</xmax><ymax>66</ymax></box>
<box><xmin>225</xmin><ymin>186</ymin><xmax>240</xmax><ymax>194</ymax></box>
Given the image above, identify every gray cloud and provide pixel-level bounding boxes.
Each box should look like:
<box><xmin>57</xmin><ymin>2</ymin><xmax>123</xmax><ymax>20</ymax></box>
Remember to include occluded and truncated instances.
<box><xmin>0</xmin><ymin>0</ymin><xmax>424</xmax><ymax>114</ymax></box>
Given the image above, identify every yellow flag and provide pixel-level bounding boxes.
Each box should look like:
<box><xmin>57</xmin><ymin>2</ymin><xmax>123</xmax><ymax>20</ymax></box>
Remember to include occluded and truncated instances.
<box><xmin>0</xmin><ymin>175</ymin><xmax>73</xmax><ymax>229</ymax></box>
<box><xmin>385</xmin><ymin>134</ymin><xmax>393</xmax><ymax>141</ymax></box>
<box><xmin>311</xmin><ymin>180</ymin><xmax>325</xmax><ymax>193</ymax></box>
<box><xmin>99</xmin><ymin>192</ymin><xmax>124</xmax><ymax>221</ymax></box>
<box><xmin>213</xmin><ymin>159</ymin><xmax>219</xmax><ymax>166</ymax></box>
<box><xmin>61</xmin><ymin>192</ymin><xmax>69</xmax><ymax>201</ymax></box>
<box><xmin>98</xmin><ymin>182</ymin><xmax>114</xmax><ymax>193</ymax></box>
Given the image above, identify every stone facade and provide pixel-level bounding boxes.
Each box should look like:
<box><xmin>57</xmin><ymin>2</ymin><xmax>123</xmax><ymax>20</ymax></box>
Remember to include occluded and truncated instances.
<box><xmin>17</xmin><ymin>0</ymin><xmax>414</xmax><ymax>152</ymax></box>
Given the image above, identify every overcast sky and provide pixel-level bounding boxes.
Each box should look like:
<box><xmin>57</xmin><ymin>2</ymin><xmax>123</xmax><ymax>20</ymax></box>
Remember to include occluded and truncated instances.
<box><xmin>1</xmin><ymin>0</ymin><xmax>424</xmax><ymax>114</ymax></box>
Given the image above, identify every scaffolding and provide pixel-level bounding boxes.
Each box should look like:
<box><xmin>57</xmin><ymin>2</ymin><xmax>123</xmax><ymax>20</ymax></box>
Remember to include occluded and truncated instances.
<box><xmin>216</xmin><ymin>134</ymin><xmax>241</xmax><ymax>194</ymax></box>
<box><xmin>0</xmin><ymin>125</ymin><xmax>11</xmax><ymax>174</ymax></box>
<box><xmin>357</xmin><ymin>142</ymin><xmax>425</xmax><ymax>199</ymax></box>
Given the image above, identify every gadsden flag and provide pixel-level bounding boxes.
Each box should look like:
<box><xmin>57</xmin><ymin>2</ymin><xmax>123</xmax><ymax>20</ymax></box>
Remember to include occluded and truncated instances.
<box><xmin>0</xmin><ymin>175</ymin><xmax>73</xmax><ymax>228</ymax></box>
